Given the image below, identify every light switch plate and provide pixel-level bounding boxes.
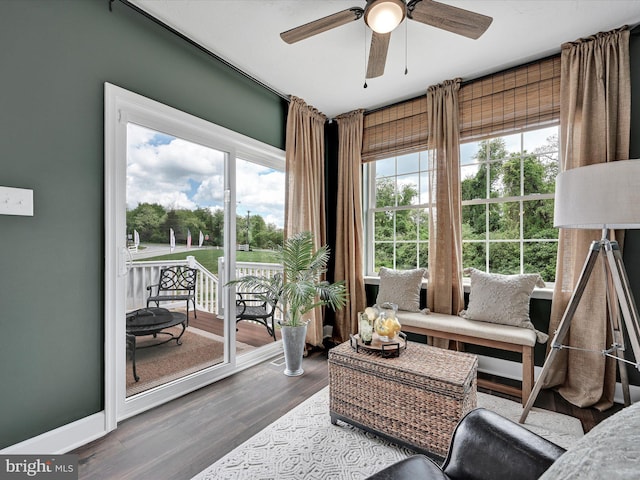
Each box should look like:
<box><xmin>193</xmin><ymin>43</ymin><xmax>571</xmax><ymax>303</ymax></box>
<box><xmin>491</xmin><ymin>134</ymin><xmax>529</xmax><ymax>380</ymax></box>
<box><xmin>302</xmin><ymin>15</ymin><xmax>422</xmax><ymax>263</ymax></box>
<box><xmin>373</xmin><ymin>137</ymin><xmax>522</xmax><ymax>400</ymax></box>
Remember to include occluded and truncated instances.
<box><xmin>0</xmin><ymin>186</ymin><xmax>34</xmax><ymax>216</ymax></box>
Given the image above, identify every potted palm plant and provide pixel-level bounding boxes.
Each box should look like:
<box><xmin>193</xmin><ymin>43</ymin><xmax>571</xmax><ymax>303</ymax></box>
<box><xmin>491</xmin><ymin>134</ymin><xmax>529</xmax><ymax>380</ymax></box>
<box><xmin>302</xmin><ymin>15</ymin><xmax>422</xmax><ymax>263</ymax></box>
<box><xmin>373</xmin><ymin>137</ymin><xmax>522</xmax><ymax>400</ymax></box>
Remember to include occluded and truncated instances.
<box><xmin>228</xmin><ymin>231</ymin><xmax>347</xmax><ymax>376</ymax></box>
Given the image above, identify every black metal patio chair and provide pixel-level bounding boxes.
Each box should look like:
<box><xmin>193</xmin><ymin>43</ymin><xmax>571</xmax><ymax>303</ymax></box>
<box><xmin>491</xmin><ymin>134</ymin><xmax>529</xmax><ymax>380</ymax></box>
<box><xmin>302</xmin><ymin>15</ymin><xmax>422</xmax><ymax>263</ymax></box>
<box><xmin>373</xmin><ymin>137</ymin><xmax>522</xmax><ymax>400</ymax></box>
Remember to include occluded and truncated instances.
<box><xmin>235</xmin><ymin>290</ymin><xmax>279</xmax><ymax>341</ymax></box>
<box><xmin>146</xmin><ymin>266</ymin><xmax>198</xmax><ymax>322</ymax></box>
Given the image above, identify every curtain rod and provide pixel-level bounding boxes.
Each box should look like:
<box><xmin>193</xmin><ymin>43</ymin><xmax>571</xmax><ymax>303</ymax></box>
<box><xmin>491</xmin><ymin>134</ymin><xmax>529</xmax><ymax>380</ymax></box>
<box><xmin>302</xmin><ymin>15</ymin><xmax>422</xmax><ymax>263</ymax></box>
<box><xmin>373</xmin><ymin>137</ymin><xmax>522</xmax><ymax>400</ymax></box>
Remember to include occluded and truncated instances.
<box><xmin>109</xmin><ymin>0</ymin><xmax>290</xmax><ymax>103</ymax></box>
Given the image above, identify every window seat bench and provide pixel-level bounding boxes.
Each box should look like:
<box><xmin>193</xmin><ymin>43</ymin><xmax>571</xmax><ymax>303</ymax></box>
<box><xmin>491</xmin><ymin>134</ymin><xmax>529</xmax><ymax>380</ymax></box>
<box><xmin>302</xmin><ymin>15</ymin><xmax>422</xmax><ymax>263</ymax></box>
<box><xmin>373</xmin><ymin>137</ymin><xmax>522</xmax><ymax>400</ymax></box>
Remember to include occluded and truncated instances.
<box><xmin>395</xmin><ymin>311</ymin><xmax>537</xmax><ymax>406</ymax></box>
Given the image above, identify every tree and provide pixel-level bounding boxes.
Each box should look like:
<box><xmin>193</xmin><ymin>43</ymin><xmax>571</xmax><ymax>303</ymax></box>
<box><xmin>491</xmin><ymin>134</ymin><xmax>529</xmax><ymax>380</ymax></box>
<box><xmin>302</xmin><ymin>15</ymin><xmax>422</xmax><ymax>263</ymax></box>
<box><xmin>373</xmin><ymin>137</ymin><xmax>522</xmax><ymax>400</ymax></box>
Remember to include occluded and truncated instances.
<box><xmin>373</xmin><ymin>177</ymin><xmax>425</xmax><ymax>269</ymax></box>
<box><xmin>125</xmin><ymin>202</ymin><xmax>282</xmax><ymax>249</ymax></box>
<box><xmin>127</xmin><ymin>203</ymin><xmax>167</xmax><ymax>243</ymax></box>
<box><xmin>461</xmin><ymin>134</ymin><xmax>559</xmax><ymax>280</ymax></box>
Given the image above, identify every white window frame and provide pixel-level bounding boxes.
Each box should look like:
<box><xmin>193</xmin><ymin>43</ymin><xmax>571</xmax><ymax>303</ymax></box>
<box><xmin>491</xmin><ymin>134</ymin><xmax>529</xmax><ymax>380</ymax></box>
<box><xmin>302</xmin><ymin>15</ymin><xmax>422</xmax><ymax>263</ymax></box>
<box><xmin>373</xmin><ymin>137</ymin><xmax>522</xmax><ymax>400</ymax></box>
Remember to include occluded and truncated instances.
<box><xmin>364</xmin><ymin>126</ymin><xmax>559</xmax><ymax>287</ymax></box>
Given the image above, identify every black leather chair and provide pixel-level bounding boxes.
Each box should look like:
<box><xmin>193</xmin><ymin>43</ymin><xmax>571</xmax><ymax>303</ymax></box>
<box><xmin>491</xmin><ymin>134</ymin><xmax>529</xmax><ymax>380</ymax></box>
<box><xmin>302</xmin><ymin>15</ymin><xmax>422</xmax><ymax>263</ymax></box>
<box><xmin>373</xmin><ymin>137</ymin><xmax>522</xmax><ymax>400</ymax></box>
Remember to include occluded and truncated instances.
<box><xmin>365</xmin><ymin>408</ymin><xmax>566</xmax><ymax>480</ymax></box>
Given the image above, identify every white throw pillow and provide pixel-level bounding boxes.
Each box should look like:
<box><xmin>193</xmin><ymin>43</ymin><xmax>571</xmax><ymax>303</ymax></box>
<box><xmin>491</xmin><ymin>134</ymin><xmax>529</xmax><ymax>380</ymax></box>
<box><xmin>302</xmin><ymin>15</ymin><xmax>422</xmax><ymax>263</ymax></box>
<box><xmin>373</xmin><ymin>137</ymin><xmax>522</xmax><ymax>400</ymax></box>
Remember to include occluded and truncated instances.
<box><xmin>459</xmin><ymin>268</ymin><xmax>548</xmax><ymax>343</ymax></box>
<box><xmin>376</xmin><ymin>267</ymin><xmax>428</xmax><ymax>312</ymax></box>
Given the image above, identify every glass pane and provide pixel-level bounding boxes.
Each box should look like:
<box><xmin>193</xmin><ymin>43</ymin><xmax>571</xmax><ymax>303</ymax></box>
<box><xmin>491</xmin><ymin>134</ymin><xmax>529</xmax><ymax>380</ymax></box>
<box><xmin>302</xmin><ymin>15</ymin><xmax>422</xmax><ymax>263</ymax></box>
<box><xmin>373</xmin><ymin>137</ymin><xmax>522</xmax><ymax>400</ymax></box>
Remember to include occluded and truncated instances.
<box><xmin>523</xmin><ymin>199</ymin><xmax>557</xmax><ymax>239</ymax></box>
<box><xmin>126</xmin><ymin>123</ymin><xmax>229</xmax><ymax>397</ymax></box>
<box><xmin>489</xmin><ymin>160</ymin><xmax>505</xmax><ymax>197</ymax></box>
<box><xmin>524</xmin><ymin>242</ymin><xmax>558</xmax><ymax>283</ymax></box>
<box><xmin>376</xmin><ymin>177</ymin><xmax>396</xmax><ymax>208</ymax></box>
<box><xmin>396</xmin><ymin>242</ymin><xmax>417</xmax><ymax>270</ymax></box>
<box><xmin>374</xmin><ymin>210</ymin><xmax>394</xmax><ymax>241</ymax></box>
<box><xmin>397</xmin><ymin>174</ymin><xmax>420</xmax><ymax>206</ymax></box>
<box><xmin>460</xmin><ymin>141</ymin><xmax>480</xmax><ymax>166</ymax></box>
<box><xmin>482</xmin><ymin>138</ymin><xmax>508</xmax><ymax>162</ymax></box>
<box><xmin>396</xmin><ymin>209</ymin><xmax>417</xmax><ymax>241</ymax></box>
<box><xmin>524</xmin><ymin>126</ymin><xmax>558</xmax><ymax>152</ymax></box>
<box><xmin>489</xmin><ymin>201</ymin><xmax>520</xmax><ymax>240</ymax></box>
<box><xmin>419</xmin><ymin>151</ymin><xmax>429</xmax><ymax>171</ymax></box>
<box><xmin>463</xmin><ymin>242</ymin><xmax>486</xmax><ymax>271</ymax></box>
<box><xmin>397</xmin><ymin>152</ymin><xmax>419</xmax><ymax>175</ymax></box>
<box><xmin>461</xmin><ymin>164</ymin><xmax>485</xmax><ymax>201</ymax></box>
<box><xmin>418</xmin><ymin>208</ymin><xmax>429</xmax><ymax>241</ymax></box>
<box><xmin>523</xmin><ymin>153</ymin><xmax>558</xmax><ymax>195</ymax></box>
<box><xmin>501</xmin><ymin>156</ymin><xmax>521</xmax><ymax>197</ymax></box>
<box><xmin>461</xmin><ymin>204</ymin><xmax>486</xmax><ymax>238</ymax></box>
<box><xmin>419</xmin><ymin>172</ymin><xmax>429</xmax><ymax>204</ymax></box>
<box><xmin>488</xmin><ymin>242</ymin><xmax>520</xmax><ymax>275</ymax></box>
<box><xmin>375</xmin><ymin>157</ymin><xmax>395</xmax><ymax>178</ymax></box>
<box><xmin>374</xmin><ymin>242</ymin><xmax>394</xmax><ymax>270</ymax></box>
<box><xmin>499</xmin><ymin>133</ymin><xmax>521</xmax><ymax>154</ymax></box>
<box><xmin>418</xmin><ymin>242</ymin><xmax>428</xmax><ymax>269</ymax></box>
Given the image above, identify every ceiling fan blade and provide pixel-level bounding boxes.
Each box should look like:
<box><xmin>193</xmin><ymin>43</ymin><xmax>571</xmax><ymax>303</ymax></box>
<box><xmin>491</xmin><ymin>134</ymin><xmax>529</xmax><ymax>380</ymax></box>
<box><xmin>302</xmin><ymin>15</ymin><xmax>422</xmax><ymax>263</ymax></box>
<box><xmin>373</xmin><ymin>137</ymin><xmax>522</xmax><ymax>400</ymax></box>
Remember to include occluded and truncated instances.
<box><xmin>366</xmin><ymin>31</ymin><xmax>391</xmax><ymax>79</ymax></box>
<box><xmin>280</xmin><ymin>7</ymin><xmax>364</xmax><ymax>44</ymax></box>
<box><xmin>407</xmin><ymin>0</ymin><xmax>493</xmax><ymax>40</ymax></box>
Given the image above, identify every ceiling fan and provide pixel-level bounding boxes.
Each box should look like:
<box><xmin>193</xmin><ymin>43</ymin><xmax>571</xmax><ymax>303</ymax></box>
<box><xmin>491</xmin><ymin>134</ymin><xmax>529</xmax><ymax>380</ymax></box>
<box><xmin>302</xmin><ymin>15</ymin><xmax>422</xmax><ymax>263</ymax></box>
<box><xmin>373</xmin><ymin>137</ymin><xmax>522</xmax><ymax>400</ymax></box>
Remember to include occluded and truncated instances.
<box><xmin>280</xmin><ymin>0</ymin><xmax>493</xmax><ymax>79</ymax></box>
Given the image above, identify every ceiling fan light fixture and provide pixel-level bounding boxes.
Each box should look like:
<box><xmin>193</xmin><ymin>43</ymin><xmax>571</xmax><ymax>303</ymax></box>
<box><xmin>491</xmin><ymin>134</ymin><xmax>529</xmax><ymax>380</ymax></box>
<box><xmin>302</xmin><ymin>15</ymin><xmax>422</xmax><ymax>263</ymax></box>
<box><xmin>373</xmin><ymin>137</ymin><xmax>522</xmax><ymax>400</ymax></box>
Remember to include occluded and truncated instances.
<box><xmin>364</xmin><ymin>0</ymin><xmax>406</xmax><ymax>34</ymax></box>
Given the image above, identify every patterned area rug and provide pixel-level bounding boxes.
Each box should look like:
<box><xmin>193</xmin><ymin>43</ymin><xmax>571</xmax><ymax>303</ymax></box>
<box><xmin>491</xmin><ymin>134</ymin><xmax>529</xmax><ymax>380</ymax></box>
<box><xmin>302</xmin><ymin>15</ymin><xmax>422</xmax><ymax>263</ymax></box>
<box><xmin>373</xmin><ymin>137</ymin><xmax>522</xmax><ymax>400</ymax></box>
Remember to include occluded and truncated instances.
<box><xmin>192</xmin><ymin>387</ymin><xmax>583</xmax><ymax>480</ymax></box>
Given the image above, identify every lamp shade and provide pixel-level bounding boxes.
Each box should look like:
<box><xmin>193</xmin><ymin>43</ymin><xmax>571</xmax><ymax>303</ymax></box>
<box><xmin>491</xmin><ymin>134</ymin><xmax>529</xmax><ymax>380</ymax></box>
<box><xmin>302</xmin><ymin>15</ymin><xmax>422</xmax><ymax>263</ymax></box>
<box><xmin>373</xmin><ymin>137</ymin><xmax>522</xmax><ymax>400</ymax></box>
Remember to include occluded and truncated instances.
<box><xmin>554</xmin><ymin>159</ymin><xmax>640</xmax><ymax>229</ymax></box>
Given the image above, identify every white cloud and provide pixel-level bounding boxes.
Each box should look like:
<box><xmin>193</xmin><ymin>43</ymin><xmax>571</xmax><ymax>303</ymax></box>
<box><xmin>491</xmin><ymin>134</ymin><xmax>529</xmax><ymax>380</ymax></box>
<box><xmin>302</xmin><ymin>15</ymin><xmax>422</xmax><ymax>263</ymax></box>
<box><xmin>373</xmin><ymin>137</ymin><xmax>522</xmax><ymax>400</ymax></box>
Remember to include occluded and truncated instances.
<box><xmin>127</xmin><ymin>124</ymin><xmax>285</xmax><ymax>227</ymax></box>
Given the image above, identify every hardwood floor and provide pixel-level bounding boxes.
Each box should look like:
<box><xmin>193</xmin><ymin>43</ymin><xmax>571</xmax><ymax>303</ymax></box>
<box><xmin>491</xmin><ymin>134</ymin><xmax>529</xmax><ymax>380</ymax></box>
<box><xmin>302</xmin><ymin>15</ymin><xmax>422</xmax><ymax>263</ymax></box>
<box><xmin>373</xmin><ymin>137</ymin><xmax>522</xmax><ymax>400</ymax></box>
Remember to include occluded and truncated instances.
<box><xmin>76</xmin><ymin>341</ymin><xmax>622</xmax><ymax>480</ymax></box>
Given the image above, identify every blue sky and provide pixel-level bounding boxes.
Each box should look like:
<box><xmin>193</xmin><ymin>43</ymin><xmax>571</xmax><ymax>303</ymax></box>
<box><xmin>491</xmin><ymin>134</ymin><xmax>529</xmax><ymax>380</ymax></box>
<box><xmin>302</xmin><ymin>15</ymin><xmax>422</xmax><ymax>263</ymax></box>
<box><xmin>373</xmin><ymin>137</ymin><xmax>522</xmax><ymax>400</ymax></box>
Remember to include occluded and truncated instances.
<box><xmin>126</xmin><ymin>123</ymin><xmax>285</xmax><ymax>227</ymax></box>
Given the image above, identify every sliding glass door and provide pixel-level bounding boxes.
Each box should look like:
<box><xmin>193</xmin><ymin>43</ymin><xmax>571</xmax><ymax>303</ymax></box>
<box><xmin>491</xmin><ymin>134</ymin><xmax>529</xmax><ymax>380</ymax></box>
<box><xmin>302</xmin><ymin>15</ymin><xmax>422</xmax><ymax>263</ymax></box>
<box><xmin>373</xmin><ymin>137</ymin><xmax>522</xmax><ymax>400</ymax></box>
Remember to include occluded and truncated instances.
<box><xmin>105</xmin><ymin>83</ymin><xmax>284</xmax><ymax>425</ymax></box>
<box><xmin>124</xmin><ymin>123</ymin><xmax>230</xmax><ymax>398</ymax></box>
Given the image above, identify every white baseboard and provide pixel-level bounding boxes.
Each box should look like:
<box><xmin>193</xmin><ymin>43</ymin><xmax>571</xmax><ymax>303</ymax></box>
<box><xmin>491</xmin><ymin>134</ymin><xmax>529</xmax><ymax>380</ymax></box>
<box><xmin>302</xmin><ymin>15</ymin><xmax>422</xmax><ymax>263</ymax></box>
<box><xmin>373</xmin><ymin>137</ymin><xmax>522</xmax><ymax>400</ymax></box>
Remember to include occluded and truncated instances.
<box><xmin>478</xmin><ymin>354</ymin><xmax>640</xmax><ymax>404</ymax></box>
<box><xmin>0</xmin><ymin>412</ymin><xmax>109</xmax><ymax>455</ymax></box>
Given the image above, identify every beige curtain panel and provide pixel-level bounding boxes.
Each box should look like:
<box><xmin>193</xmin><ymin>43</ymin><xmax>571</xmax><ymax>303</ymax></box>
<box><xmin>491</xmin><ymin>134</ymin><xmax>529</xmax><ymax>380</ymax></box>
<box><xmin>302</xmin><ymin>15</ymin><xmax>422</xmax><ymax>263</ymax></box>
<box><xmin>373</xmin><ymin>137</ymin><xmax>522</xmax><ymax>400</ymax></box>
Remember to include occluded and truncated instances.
<box><xmin>547</xmin><ymin>26</ymin><xmax>630</xmax><ymax>410</ymax></box>
<box><xmin>426</xmin><ymin>79</ymin><xmax>464</xmax><ymax>318</ymax></box>
<box><xmin>333</xmin><ymin>110</ymin><xmax>367</xmax><ymax>342</ymax></box>
<box><xmin>285</xmin><ymin>96</ymin><xmax>328</xmax><ymax>347</ymax></box>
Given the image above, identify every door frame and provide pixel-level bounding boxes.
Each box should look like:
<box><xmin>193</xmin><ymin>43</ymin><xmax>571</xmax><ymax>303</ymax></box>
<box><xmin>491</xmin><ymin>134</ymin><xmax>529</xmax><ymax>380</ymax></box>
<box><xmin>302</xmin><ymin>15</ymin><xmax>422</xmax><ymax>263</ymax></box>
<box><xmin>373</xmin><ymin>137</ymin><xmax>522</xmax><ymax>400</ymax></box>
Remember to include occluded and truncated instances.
<box><xmin>104</xmin><ymin>83</ymin><xmax>284</xmax><ymax>429</ymax></box>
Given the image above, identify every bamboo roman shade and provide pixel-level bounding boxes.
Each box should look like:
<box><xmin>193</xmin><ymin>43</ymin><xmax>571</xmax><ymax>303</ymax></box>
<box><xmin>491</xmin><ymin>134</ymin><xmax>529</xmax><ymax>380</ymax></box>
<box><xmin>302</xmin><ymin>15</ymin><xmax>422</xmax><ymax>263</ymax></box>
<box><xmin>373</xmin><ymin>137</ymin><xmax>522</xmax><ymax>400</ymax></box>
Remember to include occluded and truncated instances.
<box><xmin>459</xmin><ymin>55</ymin><xmax>561</xmax><ymax>141</ymax></box>
<box><xmin>361</xmin><ymin>55</ymin><xmax>560</xmax><ymax>162</ymax></box>
<box><xmin>361</xmin><ymin>96</ymin><xmax>428</xmax><ymax>163</ymax></box>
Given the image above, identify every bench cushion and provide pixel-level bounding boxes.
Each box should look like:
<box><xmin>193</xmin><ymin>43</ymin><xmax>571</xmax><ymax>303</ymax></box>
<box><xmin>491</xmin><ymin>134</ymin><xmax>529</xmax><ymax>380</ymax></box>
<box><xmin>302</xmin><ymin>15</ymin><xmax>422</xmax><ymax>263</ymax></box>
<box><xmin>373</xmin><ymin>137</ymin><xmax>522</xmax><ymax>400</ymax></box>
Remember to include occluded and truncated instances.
<box><xmin>397</xmin><ymin>311</ymin><xmax>538</xmax><ymax>348</ymax></box>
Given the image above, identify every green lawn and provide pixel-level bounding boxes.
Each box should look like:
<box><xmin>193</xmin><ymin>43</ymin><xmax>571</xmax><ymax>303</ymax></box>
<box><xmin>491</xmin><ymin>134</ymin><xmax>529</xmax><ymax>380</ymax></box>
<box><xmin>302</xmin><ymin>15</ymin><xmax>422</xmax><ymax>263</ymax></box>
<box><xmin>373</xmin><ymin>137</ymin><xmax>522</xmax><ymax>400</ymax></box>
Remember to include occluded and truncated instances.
<box><xmin>141</xmin><ymin>249</ymin><xmax>279</xmax><ymax>274</ymax></box>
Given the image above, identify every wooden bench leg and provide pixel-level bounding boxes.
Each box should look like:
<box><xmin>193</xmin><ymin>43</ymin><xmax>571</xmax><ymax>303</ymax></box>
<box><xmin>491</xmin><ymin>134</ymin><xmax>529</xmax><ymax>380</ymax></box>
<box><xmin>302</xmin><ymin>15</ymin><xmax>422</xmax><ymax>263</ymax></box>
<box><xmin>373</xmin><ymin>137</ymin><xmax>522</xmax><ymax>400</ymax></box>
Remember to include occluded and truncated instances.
<box><xmin>521</xmin><ymin>347</ymin><xmax>534</xmax><ymax>406</ymax></box>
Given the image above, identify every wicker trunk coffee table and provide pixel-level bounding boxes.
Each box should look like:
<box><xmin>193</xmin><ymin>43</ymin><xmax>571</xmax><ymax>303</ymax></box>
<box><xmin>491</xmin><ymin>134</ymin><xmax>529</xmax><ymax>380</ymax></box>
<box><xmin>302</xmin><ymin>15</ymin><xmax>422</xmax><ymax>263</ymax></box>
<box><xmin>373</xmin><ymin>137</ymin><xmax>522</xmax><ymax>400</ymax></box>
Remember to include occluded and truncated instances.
<box><xmin>328</xmin><ymin>339</ymin><xmax>477</xmax><ymax>458</ymax></box>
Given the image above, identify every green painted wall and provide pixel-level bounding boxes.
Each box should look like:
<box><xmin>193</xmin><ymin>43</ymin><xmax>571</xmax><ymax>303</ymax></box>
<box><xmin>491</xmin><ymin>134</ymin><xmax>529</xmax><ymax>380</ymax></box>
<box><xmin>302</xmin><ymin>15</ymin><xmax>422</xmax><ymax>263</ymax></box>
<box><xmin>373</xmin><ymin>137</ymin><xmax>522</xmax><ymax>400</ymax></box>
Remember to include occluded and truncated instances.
<box><xmin>0</xmin><ymin>0</ymin><xmax>286</xmax><ymax>449</ymax></box>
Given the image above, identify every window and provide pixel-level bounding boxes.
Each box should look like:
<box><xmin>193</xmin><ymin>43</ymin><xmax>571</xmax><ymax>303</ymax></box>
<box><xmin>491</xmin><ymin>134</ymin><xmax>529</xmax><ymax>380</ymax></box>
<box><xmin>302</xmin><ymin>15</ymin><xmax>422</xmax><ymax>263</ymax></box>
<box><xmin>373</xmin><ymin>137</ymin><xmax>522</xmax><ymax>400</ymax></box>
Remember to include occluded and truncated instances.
<box><xmin>365</xmin><ymin>125</ymin><xmax>559</xmax><ymax>282</ymax></box>
<box><xmin>461</xmin><ymin>126</ymin><xmax>559</xmax><ymax>282</ymax></box>
<box><xmin>367</xmin><ymin>151</ymin><xmax>430</xmax><ymax>272</ymax></box>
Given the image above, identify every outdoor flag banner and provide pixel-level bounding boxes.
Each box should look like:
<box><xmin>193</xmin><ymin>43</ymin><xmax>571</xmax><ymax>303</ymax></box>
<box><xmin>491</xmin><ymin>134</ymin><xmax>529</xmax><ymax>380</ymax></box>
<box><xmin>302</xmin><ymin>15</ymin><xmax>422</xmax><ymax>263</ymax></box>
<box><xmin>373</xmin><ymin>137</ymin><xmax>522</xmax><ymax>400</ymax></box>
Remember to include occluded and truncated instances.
<box><xmin>199</xmin><ymin>230</ymin><xmax>204</xmax><ymax>247</ymax></box>
<box><xmin>170</xmin><ymin>228</ymin><xmax>175</xmax><ymax>252</ymax></box>
<box><xmin>134</xmin><ymin>229</ymin><xmax>140</xmax><ymax>247</ymax></box>
<box><xmin>187</xmin><ymin>229</ymin><xmax>192</xmax><ymax>249</ymax></box>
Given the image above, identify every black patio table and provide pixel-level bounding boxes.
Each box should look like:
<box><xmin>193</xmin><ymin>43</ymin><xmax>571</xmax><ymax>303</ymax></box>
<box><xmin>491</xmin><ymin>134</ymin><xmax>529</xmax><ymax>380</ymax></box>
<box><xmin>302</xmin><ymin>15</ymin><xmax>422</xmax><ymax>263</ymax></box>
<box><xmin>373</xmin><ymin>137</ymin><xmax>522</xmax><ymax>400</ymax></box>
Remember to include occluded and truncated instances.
<box><xmin>126</xmin><ymin>307</ymin><xmax>187</xmax><ymax>382</ymax></box>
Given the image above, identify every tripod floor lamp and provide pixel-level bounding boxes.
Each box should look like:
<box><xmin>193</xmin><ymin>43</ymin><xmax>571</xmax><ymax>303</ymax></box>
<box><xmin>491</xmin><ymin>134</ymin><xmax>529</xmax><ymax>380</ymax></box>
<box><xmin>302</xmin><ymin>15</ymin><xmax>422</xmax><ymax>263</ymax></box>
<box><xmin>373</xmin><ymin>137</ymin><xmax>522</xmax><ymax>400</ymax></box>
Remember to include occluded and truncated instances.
<box><xmin>520</xmin><ymin>159</ymin><xmax>640</xmax><ymax>424</ymax></box>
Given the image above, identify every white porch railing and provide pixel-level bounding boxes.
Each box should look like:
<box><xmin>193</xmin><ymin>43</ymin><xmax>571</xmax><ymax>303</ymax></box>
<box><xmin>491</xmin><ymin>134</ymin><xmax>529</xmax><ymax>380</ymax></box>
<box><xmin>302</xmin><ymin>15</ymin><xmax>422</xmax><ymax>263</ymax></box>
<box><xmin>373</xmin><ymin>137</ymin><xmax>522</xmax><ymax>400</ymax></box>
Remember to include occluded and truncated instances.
<box><xmin>127</xmin><ymin>256</ymin><xmax>283</xmax><ymax>316</ymax></box>
<box><xmin>127</xmin><ymin>256</ymin><xmax>218</xmax><ymax>314</ymax></box>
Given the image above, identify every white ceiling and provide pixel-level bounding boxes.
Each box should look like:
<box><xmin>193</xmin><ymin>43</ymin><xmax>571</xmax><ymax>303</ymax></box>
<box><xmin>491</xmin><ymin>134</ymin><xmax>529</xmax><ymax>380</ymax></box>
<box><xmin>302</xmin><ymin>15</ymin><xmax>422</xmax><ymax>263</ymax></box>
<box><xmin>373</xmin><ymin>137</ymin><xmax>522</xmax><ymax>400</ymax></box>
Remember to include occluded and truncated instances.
<box><xmin>129</xmin><ymin>0</ymin><xmax>640</xmax><ymax>118</ymax></box>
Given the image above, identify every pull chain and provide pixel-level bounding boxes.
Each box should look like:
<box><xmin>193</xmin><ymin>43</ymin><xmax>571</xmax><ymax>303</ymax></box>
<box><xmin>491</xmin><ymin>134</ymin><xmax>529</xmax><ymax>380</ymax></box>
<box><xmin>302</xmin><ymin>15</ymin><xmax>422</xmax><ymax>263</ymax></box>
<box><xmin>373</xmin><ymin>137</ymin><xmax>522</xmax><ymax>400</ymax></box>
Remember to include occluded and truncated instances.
<box><xmin>404</xmin><ymin>19</ymin><xmax>408</xmax><ymax>75</ymax></box>
<box><xmin>363</xmin><ymin>23</ymin><xmax>368</xmax><ymax>88</ymax></box>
